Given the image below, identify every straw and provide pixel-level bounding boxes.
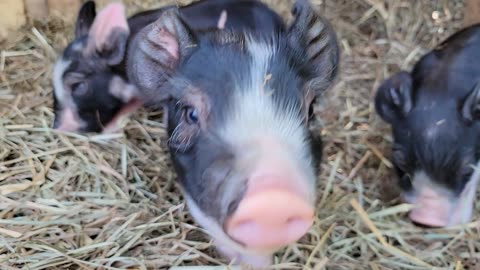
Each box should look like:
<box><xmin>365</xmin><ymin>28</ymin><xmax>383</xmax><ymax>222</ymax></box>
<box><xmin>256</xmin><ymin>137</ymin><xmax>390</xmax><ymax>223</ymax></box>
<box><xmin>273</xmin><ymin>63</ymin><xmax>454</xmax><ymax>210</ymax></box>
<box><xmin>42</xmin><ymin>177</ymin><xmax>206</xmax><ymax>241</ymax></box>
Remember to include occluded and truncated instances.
<box><xmin>0</xmin><ymin>0</ymin><xmax>472</xmax><ymax>269</ymax></box>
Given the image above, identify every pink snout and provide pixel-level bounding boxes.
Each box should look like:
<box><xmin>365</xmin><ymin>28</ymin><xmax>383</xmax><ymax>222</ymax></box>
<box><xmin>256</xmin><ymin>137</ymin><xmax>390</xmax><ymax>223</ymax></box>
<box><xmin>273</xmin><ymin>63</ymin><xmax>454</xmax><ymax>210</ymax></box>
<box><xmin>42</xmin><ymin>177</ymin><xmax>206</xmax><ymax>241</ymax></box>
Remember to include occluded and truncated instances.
<box><xmin>225</xmin><ymin>176</ymin><xmax>314</xmax><ymax>251</ymax></box>
<box><xmin>407</xmin><ymin>188</ymin><xmax>452</xmax><ymax>227</ymax></box>
<box><xmin>53</xmin><ymin>108</ymin><xmax>81</xmax><ymax>132</ymax></box>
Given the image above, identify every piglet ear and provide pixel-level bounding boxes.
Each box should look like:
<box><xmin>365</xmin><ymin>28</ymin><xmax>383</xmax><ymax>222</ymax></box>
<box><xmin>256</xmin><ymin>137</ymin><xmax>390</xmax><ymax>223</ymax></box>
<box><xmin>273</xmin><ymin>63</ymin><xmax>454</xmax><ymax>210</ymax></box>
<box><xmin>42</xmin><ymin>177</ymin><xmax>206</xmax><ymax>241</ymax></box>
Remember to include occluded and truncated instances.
<box><xmin>127</xmin><ymin>8</ymin><xmax>196</xmax><ymax>105</ymax></box>
<box><xmin>75</xmin><ymin>1</ymin><xmax>96</xmax><ymax>38</ymax></box>
<box><xmin>461</xmin><ymin>81</ymin><xmax>480</xmax><ymax>124</ymax></box>
<box><xmin>287</xmin><ymin>0</ymin><xmax>340</xmax><ymax>99</ymax></box>
<box><xmin>87</xmin><ymin>2</ymin><xmax>130</xmax><ymax>66</ymax></box>
<box><xmin>375</xmin><ymin>71</ymin><xmax>413</xmax><ymax>124</ymax></box>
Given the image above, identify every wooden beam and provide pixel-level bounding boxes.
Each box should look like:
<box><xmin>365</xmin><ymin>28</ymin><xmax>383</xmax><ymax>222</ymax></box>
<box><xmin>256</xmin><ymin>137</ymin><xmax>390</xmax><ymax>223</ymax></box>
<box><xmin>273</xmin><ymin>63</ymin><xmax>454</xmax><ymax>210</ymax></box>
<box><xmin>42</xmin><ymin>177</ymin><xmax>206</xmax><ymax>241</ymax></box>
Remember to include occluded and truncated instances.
<box><xmin>47</xmin><ymin>0</ymin><xmax>82</xmax><ymax>23</ymax></box>
<box><xmin>464</xmin><ymin>0</ymin><xmax>480</xmax><ymax>27</ymax></box>
<box><xmin>25</xmin><ymin>0</ymin><xmax>49</xmax><ymax>22</ymax></box>
<box><xmin>0</xmin><ymin>0</ymin><xmax>26</xmax><ymax>41</ymax></box>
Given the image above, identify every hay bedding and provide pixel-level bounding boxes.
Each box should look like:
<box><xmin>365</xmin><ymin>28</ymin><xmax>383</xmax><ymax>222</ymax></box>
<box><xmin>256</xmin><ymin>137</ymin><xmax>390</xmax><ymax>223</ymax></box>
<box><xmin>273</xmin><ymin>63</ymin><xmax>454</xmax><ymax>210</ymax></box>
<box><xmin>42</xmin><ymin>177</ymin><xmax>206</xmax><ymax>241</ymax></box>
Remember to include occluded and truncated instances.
<box><xmin>0</xmin><ymin>0</ymin><xmax>477</xmax><ymax>269</ymax></box>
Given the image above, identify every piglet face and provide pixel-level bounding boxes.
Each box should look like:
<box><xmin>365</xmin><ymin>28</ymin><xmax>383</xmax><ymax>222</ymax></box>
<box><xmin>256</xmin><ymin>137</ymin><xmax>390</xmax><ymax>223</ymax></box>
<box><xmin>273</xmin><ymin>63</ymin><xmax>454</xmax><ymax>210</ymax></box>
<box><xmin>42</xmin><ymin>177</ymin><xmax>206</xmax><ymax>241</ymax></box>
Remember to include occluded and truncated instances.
<box><xmin>375</xmin><ymin>26</ymin><xmax>480</xmax><ymax>227</ymax></box>
<box><xmin>128</xmin><ymin>0</ymin><xmax>338</xmax><ymax>266</ymax></box>
<box><xmin>384</xmin><ymin>101</ymin><xmax>479</xmax><ymax>228</ymax></box>
<box><xmin>52</xmin><ymin>1</ymin><xmax>140</xmax><ymax>133</ymax></box>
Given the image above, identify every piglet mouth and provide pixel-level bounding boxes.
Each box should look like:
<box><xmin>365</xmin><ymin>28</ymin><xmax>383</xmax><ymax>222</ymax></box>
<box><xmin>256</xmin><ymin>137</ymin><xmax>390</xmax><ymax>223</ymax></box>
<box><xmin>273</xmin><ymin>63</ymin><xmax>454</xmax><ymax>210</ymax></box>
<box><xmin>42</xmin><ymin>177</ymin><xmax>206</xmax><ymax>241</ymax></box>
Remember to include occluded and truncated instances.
<box><xmin>408</xmin><ymin>196</ymin><xmax>451</xmax><ymax>228</ymax></box>
<box><xmin>404</xmin><ymin>184</ymin><xmax>476</xmax><ymax>228</ymax></box>
<box><xmin>101</xmin><ymin>98</ymin><xmax>143</xmax><ymax>134</ymax></box>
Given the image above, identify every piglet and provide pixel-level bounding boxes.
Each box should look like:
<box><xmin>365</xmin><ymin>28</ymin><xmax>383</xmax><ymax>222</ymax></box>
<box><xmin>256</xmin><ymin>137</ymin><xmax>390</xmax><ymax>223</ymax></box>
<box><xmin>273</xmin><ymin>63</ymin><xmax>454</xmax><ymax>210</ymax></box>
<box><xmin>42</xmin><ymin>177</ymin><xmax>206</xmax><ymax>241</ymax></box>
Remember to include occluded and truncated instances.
<box><xmin>375</xmin><ymin>24</ymin><xmax>480</xmax><ymax>227</ymax></box>
<box><xmin>52</xmin><ymin>0</ymin><xmax>284</xmax><ymax>134</ymax></box>
<box><xmin>127</xmin><ymin>0</ymin><xmax>339</xmax><ymax>267</ymax></box>
<box><xmin>52</xmin><ymin>1</ymin><xmax>139</xmax><ymax>133</ymax></box>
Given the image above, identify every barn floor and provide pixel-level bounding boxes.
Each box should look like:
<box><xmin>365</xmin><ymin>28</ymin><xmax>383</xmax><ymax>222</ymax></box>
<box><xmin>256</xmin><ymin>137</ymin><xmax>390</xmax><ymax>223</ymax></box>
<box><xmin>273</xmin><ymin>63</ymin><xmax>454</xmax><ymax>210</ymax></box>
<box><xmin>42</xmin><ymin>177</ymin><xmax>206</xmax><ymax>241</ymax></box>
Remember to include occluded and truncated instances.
<box><xmin>0</xmin><ymin>0</ymin><xmax>477</xmax><ymax>269</ymax></box>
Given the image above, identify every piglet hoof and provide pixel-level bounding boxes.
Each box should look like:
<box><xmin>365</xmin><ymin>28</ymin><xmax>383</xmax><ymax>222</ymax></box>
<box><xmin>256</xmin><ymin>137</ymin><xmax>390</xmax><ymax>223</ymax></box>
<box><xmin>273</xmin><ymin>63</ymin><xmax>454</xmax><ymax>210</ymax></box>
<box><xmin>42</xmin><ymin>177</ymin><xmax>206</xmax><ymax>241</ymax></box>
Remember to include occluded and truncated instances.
<box><xmin>215</xmin><ymin>243</ymin><xmax>272</xmax><ymax>269</ymax></box>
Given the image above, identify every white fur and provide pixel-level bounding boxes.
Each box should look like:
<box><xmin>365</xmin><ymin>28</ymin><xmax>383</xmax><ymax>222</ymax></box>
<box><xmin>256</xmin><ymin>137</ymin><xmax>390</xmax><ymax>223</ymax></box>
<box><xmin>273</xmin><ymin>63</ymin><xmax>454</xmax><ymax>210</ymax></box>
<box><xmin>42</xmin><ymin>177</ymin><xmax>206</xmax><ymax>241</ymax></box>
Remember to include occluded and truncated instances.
<box><xmin>52</xmin><ymin>58</ymin><xmax>71</xmax><ymax>103</ymax></box>
<box><xmin>109</xmin><ymin>76</ymin><xmax>138</xmax><ymax>102</ymax></box>
<box><xmin>52</xmin><ymin>57</ymin><xmax>86</xmax><ymax>131</ymax></box>
<box><xmin>449</xmin><ymin>160</ymin><xmax>480</xmax><ymax>225</ymax></box>
<box><xmin>219</xmin><ymin>38</ymin><xmax>316</xmax><ymax>198</ymax></box>
<box><xmin>410</xmin><ymin>160</ymin><xmax>480</xmax><ymax>226</ymax></box>
<box><xmin>411</xmin><ymin>170</ymin><xmax>453</xmax><ymax>199</ymax></box>
<box><xmin>72</xmin><ymin>42</ymin><xmax>83</xmax><ymax>52</ymax></box>
<box><xmin>217</xmin><ymin>10</ymin><xmax>228</xmax><ymax>29</ymax></box>
<box><xmin>182</xmin><ymin>39</ymin><xmax>317</xmax><ymax>266</ymax></box>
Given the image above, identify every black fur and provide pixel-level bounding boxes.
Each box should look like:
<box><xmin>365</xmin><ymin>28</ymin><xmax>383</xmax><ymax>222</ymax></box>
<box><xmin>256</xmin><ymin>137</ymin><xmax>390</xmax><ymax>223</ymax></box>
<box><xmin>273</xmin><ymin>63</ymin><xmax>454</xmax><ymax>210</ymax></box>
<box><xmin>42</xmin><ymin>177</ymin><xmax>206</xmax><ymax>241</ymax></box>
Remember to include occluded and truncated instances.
<box><xmin>128</xmin><ymin>0</ymin><xmax>339</xmax><ymax>224</ymax></box>
<box><xmin>375</xmin><ymin>24</ymin><xmax>480</xmax><ymax>195</ymax></box>
<box><xmin>54</xmin><ymin>0</ymin><xmax>284</xmax><ymax>133</ymax></box>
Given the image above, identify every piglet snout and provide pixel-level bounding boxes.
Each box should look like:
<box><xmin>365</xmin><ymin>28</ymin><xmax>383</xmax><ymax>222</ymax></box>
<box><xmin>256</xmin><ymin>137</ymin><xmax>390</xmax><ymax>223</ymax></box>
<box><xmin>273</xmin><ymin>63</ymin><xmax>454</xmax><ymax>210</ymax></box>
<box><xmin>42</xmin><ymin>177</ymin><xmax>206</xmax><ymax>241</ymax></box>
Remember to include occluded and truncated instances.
<box><xmin>53</xmin><ymin>108</ymin><xmax>82</xmax><ymax>132</ymax></box>
<box><xmin>226</xmin><ymin>176</ymin><xmax>314</xmax><ymax>251</ymax></box>
<box><xmin>407</xmin><ymin>188</ymin><xmax>452</xmax><ymax>228</ymax></box>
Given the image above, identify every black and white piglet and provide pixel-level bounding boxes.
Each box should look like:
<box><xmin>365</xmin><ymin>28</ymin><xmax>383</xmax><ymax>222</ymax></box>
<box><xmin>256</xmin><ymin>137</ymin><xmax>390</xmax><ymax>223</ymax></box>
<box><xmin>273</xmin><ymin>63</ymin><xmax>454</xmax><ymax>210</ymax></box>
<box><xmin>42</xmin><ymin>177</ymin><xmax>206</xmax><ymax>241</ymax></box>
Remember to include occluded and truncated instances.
<box><xmin>376</xmin><ymin>25</ymin><xmax>480</xmax><ymax>227</ymax></box>
<box><xmin>128</xmin><ymin>0</ymin><xmax>339</xmax><ymax>266</ymax></box>
<box><xmin>52</xmin><ymin>0</ymin><xmax>284</xmax><ymax>133</ymax></box>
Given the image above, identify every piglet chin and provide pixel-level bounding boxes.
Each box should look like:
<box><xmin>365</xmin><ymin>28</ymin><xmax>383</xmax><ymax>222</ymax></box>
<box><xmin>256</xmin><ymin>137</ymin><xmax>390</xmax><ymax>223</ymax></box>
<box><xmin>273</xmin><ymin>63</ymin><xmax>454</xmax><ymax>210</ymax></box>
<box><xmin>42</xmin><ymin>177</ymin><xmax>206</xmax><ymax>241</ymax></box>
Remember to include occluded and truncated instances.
<box><xmin>102</xmin><ymin>99</ymin><xmax>143</xmax><ymax>134</ymax></box>
<box><xmin>215</xmin><ymin>243</ymin><xmax>272</xmax><ymax>268</ymax></box>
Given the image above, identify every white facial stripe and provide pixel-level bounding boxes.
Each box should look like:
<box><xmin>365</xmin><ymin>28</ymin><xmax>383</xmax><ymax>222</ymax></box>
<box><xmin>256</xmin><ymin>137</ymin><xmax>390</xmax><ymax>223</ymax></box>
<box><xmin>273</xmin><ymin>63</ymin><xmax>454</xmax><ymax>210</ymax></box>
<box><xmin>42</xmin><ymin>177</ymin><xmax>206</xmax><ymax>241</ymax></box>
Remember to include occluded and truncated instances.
<box><xmin>411</xmin><ymin>171</ymin><xmax>453</xmax><ymax>198</ymax></box>
<box><xmin>52</xmin><ymin>58</ymin><xmax>71</xmax><ymax>103</ymax></box>
<box><xmin>411</xmin><ymin>162</ymin><xmax>480</xmax><ymax>226</ymax></box>
<box><xmin>219</xmin><ymin>38</ymin><xmax>316</xmax><ymax>196</ymax></box>
<box><xmin>449</xmin><ymin>160</ymin><xmax>480</xmax><ymax>225</ymax></box>
<box><xmin>217</xmin><ymin>10</ymin><xmax>228</xmax><ymax>29</ymax></box>
<box><xmin>109</xmin><ymin>76</ymin><xmax>139</xmax><ymax>103</ymax></box>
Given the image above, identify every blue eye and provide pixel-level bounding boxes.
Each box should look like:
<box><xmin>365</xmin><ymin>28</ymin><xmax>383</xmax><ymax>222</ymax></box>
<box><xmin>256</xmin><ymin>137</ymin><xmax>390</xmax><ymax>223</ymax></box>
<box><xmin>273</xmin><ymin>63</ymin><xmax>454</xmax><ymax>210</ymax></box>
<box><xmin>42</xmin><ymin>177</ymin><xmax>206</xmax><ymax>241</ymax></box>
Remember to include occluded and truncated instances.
<box><xmin>184</xmin><ymin>106</ymin><xmax>199</xmax><ymax>124</ymax></box>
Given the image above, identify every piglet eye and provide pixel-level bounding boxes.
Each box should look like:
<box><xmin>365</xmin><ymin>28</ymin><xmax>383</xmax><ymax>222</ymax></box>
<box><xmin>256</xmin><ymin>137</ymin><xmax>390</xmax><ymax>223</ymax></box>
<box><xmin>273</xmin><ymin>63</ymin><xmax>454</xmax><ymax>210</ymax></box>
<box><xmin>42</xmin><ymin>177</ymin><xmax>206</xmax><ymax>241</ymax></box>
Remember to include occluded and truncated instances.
<box><xmin>184</xmin><ymin>106</ymin><xmax>199</xmax><ymax>125</ymax></box>
<box><xmin>71</xmin><ymin>82</ymin><xmax>88</xmax><ymax>96</ymax></box>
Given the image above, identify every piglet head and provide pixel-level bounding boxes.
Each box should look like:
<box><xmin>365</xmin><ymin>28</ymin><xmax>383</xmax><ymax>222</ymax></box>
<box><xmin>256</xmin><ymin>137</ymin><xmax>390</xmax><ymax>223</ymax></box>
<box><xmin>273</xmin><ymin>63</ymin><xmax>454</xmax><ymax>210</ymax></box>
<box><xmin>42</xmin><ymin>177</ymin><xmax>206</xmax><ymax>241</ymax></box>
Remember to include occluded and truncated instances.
<box><xmin>375</xmin><ymin>42</ymin><xmax>480</xmax><ymax>228</ymax></box>
<box><xmin>128</xmin><ymin>0</ymin><xmax>338</xmax><ymax>267</ymax></box>
<box><xmin>52</xmin><ymin>1</ymin><xmax>140</xmax><ymax>134</ymax></box>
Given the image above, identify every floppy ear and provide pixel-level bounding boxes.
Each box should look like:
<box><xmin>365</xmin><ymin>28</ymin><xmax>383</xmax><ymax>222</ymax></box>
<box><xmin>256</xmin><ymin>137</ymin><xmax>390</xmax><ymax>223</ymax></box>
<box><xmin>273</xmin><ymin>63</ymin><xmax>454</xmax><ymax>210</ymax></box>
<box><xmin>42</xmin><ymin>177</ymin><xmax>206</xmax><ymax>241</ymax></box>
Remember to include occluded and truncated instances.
<box><xmin>127</xmin><ymin>8</ymin><xmax>196</xmax><ymax>105</ymax></box>
<box><xmin>75</xmin><ymin>1</ymin><xmax>96</xmax><ymax>38</ymax></box>
<box><xmin>87</xmin><ymin>2</ymin><xmax>130</xmax><ymax>66</ymax></box>
<box><xmin>375</xmin><ymin>71</ymin><xmax>413</xmax><ymax>124</ymax></box>
<box><xmin>287</xmin><ymin>0</ymin><xmax>340</xmax><ymax>100</ymax></box>
<box><xmin>461</xmin><ymin>81</ymin><xmax>480</xmax><ymax>124</ymax></box>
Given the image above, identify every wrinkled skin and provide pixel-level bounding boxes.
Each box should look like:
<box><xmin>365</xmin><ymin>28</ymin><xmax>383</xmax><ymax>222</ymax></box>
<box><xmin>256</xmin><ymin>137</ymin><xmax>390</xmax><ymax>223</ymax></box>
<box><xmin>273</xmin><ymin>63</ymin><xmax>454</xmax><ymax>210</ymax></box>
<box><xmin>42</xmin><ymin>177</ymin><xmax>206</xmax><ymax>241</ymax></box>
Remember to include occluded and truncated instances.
<box><xmin>128</xmin><ymin>0</ymin><xmax>339</xmax><ymax>267</ymax></box>
<box><xmin>375</xmin><ymin>24</ymin><xmax>480</xmax><ymax>228</ymax></box>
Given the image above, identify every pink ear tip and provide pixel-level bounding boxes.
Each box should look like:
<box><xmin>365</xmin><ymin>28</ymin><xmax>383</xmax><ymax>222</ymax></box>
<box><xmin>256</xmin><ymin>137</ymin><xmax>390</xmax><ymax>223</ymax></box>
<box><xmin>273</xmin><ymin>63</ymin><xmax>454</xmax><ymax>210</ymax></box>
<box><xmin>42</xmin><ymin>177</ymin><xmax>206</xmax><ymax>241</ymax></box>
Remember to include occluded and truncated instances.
<box><xmin>88</xmin><ymin>0</ymin><xmax>130</xmax><ymax>51</ymax></box>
